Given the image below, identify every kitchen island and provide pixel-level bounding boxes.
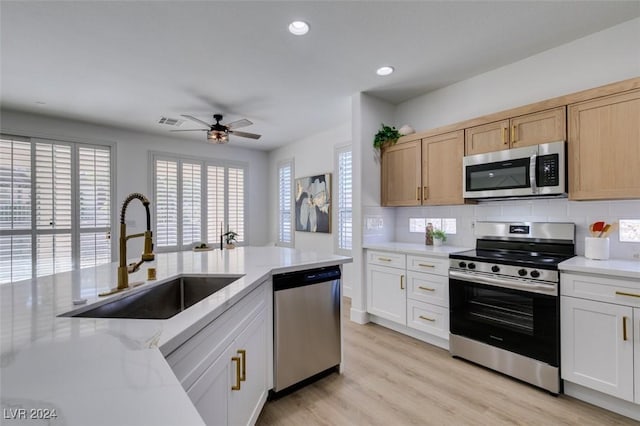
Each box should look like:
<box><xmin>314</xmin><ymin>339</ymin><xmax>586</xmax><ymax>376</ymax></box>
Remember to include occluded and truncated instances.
<box><xmin>0</xmin><ymin>247</ymin><xmax>351</xmax><ymax>426</ymax></box>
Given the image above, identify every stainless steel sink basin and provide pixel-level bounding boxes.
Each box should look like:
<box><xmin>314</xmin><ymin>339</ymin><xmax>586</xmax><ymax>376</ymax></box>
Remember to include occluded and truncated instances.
<box><xmin>62</xmin><ymin>276</ymin><xmax>241</xmax><ymax>320</ymax></box>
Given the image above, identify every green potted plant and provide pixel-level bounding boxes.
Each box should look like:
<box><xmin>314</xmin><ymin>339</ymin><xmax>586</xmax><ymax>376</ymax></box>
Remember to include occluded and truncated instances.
<box><xmin>373</xmin><ymin>123</ymin><xmax>401</xmax><ymax>153</ymax></box>
<box><xmin>431</xmin><ymin>229</ymin><xmax>447</xmax><ymax>246</ymax></box>
<box><xmin>223</xmin><ymin>231</ymin><xmax>238</xmax><ymax>249</ymax></box>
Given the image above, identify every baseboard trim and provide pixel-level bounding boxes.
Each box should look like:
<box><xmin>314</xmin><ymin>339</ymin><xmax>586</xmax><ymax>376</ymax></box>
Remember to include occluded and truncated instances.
<box><xmin>564</xmin><ymin>381</ymin><xmax>639</xmax><ymax>421</ymax></box>
<box><xmin>349</xmin><ymin>307</ymin><xmax>369</xmax><ymax>324</ymax></box>
<box><xmin>368</xmin><ymin>314</ymin><xmax>449</xmax><ymax>350</ymax></box>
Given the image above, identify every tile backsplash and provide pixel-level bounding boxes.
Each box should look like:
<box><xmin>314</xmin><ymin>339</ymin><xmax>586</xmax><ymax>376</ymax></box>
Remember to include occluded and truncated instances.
<box><xmin>364</xmin><ymin>199</ymin><xmax>640</xmax><ymax>260</ymax></box>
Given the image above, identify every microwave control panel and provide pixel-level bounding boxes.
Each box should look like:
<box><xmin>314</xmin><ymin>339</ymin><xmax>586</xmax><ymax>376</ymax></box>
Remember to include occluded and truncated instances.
<box><xmin>536</xmin><ymin>154</ymin><xmax>559</xmax><ymax>187</ymax></box>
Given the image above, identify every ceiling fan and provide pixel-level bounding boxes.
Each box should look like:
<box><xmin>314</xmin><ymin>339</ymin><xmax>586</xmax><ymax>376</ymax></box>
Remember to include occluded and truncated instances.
<box><xmin>171</xmin><ymin>114</ymin><xmax>261</xmax><ymax>144</ymax></box>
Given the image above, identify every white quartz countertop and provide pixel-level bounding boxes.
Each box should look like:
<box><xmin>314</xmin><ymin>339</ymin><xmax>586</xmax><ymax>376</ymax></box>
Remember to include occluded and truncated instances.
<box><xmin>0</xmin><ymin>246</ymin><xmax>351</xmax><ymax>426</ymax></box>
<box><xmin>363</xmin><ymin>242</ymin><xmax>472</xmax><ymax>258</ymax></box>
<box><xmin>559</xmin><ymin>256</ymin><xmax>640</xmax><ymax>280</ymax></box>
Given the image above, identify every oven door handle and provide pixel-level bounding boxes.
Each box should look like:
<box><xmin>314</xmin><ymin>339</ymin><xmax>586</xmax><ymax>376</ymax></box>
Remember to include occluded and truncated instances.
<box><xmin>449</xmin><ymin>270</ymin><xmax>557</xmax><ymax>295</ymax></box>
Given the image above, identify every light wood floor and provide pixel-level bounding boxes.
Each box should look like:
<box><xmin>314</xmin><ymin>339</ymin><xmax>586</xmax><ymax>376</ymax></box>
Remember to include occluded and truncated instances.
<box><xmin>257</xmin><ymin>298</ymin><xmax>637</xmax><ymax>426</ymax></box>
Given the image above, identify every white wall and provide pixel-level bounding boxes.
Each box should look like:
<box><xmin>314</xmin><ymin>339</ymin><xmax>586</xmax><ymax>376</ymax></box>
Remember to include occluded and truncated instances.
<box><xmin>266</xmin><ymin>121</ymin><xmax>355</xmax><ymax>293</ymax></box>
<box><xmin>1</xmin><ymin>109</ymin><xmax>270</xmax><ymax>255</ymax></box>
<box><xmin>383</xmin><ymin>18</ymin><xmax>640</xmax><ymax>260</ymax></box>
<box><xmin>395</xmin><ymin>17</ymin><xmax>640</xmax><ymax>132</ymax></box>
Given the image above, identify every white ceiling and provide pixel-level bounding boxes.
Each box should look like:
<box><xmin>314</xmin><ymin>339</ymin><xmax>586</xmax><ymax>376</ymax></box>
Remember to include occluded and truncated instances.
<box><xmin>1</xmin><ymin>1</ymin><xmax>638</xmax><ymax>151</ymax></box>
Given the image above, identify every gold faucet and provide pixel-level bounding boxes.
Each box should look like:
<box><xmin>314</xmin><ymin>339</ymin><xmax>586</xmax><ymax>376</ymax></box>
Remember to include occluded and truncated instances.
<box><xmin>100</xmin><ymin>193</ymin><xmax>154</xmax><ymax>297</ymax></box>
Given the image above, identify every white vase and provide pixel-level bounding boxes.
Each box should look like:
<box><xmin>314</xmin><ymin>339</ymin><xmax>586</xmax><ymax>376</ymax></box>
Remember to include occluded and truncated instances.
<box><xmin>433</xmin><ymin>239</ymin><xmax>443</xmax><ymax>247</ymax></box>
<box><xmin>585</xmin><ymin>237</ymin><xmax>609</xmax><ymax>260</ymax></box>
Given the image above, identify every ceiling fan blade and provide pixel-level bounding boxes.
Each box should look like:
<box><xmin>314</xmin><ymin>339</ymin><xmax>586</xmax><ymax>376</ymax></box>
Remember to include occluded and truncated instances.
<box><xmin>230</xmin><ymin>130</ymin><xmax>261</xmax><ymax>140</ymax></box>
<box><xmin>170</xmin><ymin>129</ymin><xmax>208</xmax><ymax>132</ymax></box>
<box><xmin>181</xmin><ymin>114</ymin><xmax>213</xmax><ymax>128</ymax></box>
<box><xmin>225</xmin><ymin>118</ymin><xmax>252</xmax><ymax>129</ymax></box>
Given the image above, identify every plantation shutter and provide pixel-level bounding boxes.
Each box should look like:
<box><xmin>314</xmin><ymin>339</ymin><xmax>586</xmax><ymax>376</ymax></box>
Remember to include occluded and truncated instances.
<box><xmin>207</xmin><ymin>165</ymin><xmax>225</xmax><ymax>243</ymax></box>
<box><xmin>277</xmin><ymin>160</ymin><xmax>293</xmax><ymax>246</ymax></box>
<box><xmin>182</xmin><ymin>162</ymin><xmax>202</xmax><ymax>246</ymax></box>
<box><xmin>0</xmin><ymin>136</ymin><xmax>33</xmax><ymax>283</ymax></box>
<box><xmin>155</xmin><ymin>159</ymin><xmax>178</xmax><ymax>248</ymax></box>
<box><xmin>78</xmin><ymin>146</ymin><xmax>112</xmax><ymax>268</ymax></box>
<box><xmin>35</xmin><ymin>142</ymin><xmax>73</xmax><ymax>276</ymax></box>
<box><xmin>337</xmin><ymin>147</ymin><xmax>352</xmax><ymax>251</ymax></box>
<box><xmin>227</xmin><ymin>167</ymin><xmax>245</xmax><ymax>243</ymax></box>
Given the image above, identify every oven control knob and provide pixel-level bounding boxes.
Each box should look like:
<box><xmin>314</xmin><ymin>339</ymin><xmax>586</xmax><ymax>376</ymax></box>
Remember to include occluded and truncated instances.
<box><xmin>530</xmin><ymin>270</ymin><xmax>540</xmax><ymax>278</ymax></box>
<box><xmin>518</xmin><ymin>269</ymin><xmax>528</xmax><ymax>277</ymax></box>
<box><xmin>468</xmin><ymin>263</ymin><xmax>476</xmax><ymax>270</ymax></box>
<box><xmin>458</xmin><ymin>261</ymin><xmax>467</xmax><ymax>268</ymax></box>
<box><xmin>491</xmin><ymin>265</ymin><xmax>500</xmax><ymax>273</ymax></box>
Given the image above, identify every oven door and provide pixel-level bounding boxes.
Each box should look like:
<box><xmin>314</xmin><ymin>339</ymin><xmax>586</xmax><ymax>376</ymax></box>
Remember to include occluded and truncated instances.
<box><xmin>449</xmin><ymin>275</ymin><xmax>559</xmax><ymax>366</ymax></box>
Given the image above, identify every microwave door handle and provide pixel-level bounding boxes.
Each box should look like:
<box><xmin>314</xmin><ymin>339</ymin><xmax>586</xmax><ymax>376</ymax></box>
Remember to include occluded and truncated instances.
<box><xmin>529</xmin><ymin>152</ymin><xmax>537</xmax><ymax>194</ymax></box>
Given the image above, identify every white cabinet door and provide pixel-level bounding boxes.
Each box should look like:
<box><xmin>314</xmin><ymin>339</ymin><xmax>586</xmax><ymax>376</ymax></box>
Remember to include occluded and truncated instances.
<box><xmin>367</xmin><ymin>264</ymin><xmax>406</xmax><ymax>324</ymax></box>
<box><xmin>228</xmin><ymin>307</ymin><xmax>268</xmax><ymax>426</ymax></box>
<box><xmin>635</xmin><ymin>308</ymin><xmax>640</xmax><ymax>404</ymax></box>
<box><xmin>187</xmin><ymin>347</ymin><xmax>230</xmax><ymax>426</ymax></box>
<box><xmin>561</xmin><ymin>296</ymin><xmax>634</xmax><ymax>402</ymax></box>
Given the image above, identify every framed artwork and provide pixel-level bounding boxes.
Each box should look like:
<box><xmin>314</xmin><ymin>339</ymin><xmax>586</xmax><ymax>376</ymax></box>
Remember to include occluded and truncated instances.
<box><xmin>295</xmin><ymin>173</ymin><xmax>331</xmax><ymax>233</ymax></box>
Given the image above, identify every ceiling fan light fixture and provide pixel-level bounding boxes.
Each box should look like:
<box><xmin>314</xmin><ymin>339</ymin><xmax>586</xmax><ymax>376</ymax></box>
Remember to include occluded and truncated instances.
<box><xmin>288</xmin><ymin>20</ymin><xmax>309</xmax><ymax>35</ymax></box>
<box><xmin>376</xmin><ymin>66</ymin><xmax>395</xmax><ymax>76</ymax></box>
<box><xmin>207</xmin><ymin>130</ymin><xmax>229</xmax><ymax>144</ymax></box>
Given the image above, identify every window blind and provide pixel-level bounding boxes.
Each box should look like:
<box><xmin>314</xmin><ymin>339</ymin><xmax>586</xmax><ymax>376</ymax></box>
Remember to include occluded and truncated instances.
<box><xmin>155</xmin><ymin>159</ymin><xmax>178</xmax><ymax>247</ymax></box>
<box><xmin>0</xmin><ymin>137</ymin><xmax>114</xmax><ymax>284</ymax></box>
<box><xmin>227</xmin><ymin>167</ymin><xmax>245</xmax><ymax>243</ymax></box>
<box><xmin>207</xmin><ymin>165</ymin><xmax>225</xmax><ymax>242</ymax></box>
<box><xmin>182</xmin><ymin>162</ymin><xmax>202</xmax><ymax>245</ymax></box>
<box><xmin>277</xmin><ymin>160</ymin><xmax>293</xmax><ymax>246</ymax></box>
<box><xmin>337</xmin><ymin>147</ymin><xmax>352</xmax><ymax>251</ymax></box>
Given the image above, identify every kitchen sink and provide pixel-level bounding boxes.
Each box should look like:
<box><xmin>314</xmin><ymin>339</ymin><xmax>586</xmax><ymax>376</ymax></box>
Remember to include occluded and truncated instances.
<box><xmin>61</xmin><ymin>275</ymin><xmax>242</xmax><ymax>320</ymax></box>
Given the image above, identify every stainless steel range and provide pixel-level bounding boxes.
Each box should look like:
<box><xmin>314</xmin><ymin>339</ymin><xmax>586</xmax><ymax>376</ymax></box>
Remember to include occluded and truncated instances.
<box><xmin>449</xmin><ymin>221</ymin><xmax>575</xmax><ymax>394</ymax></box>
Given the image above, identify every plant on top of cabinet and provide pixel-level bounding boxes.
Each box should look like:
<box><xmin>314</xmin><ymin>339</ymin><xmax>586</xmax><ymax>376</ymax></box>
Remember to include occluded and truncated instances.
<box><xmin>373</xmin><ymin>123</ymin><xmax>401</xmax><ymax>153</ymax></box>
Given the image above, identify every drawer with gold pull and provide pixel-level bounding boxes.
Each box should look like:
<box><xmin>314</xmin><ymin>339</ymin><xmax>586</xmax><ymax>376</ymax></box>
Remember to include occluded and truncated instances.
<box><xmin>366</xmin><ymin>250</ymin><xmax>406</xmax><ymax>269</ymax></box>
<box><xmin>407</xmin><ymin>299</ymin><xmax>449</xmax><ymax>339</ymax></box>
<box><xmin>407</xmin><ymin>255</ymin><xmax>449</xmax><ymax>276</ymax></box>
<box><xmin>407</xmin><ymin>270</ymin><xmax>448</xmax><ymax>307</ymax></box>
<box><xmin>561</xmin><ymin>272</ymin><xmax>640</xmax><ymax>308</ymax></box>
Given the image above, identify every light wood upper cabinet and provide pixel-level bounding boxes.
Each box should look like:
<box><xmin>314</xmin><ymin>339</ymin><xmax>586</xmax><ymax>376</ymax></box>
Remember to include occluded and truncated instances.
<box><xmin>381</xmin><ymin>140</ymin><xmax>422</xmax><ymax>206</ymax></box>
<box><xmin>510</xmin><ymin>107</ymin><xmax>566</xmax><ymax>149</ymax></box>
<box><xmin>465</xmin><ymin>107</ymin><xmax>566</xmax><ymax>155</ymax></box>
<box><xmin>464</xmin><ymin>120</ymin><xmax>509</xmax><ymax>155</ymax></box>
<box><xmin>569</xmin><ymin>89</ymin><xmax>640</xmax><ymax>200</ymax></box>
<box><xmin>421</xmin><ymin>130</ymin><xmax>464</xmax><ymax>205</ymax></box>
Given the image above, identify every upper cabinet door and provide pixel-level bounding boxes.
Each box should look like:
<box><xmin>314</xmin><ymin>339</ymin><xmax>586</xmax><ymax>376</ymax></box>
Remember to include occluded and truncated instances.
<box><xmin>510</xmin><ymin>107</ymin><xmax>566</xmax><ymax>149</ymax></box>
<box><xmin>381</xmin><ymin>141</ymin><xmax>422</xmax><ymax>206</ymax></box>
<box><xmin>422</xmin><ymin>130</ymin><xmax>464</xmax><ymax>205</ymax></box>
<box><xmin>569</xmin><ymin>90</ymin><xmax>640</xmax><ymax>200</ymax></box>
<box><xmin>464</xmin><ymin>120</ymin><xmax>510</xmax><ymax>155</ymax></box>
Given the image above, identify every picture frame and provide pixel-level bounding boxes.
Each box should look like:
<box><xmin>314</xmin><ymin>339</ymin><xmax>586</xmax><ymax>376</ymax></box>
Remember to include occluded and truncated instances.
<box><xmin>295</xmin><ymin>173</ymin><xmax>331</xmax><ymax>233</ymax></box>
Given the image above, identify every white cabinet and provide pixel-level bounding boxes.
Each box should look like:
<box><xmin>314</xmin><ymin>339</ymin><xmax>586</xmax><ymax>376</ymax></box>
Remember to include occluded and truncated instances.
<box><xmin>561</xmin><ymin>272</ymin><xmax>640</xmax><ymax>405</ymax></box>
<box><xmin>366</xmin><ymin>249</ymin><xmax>450</xmax><ymax>346</ymax></box>
<box><xmin>366</xmin><ymin>263</ymin><xmax>406</xmax><ymax>324</ymax></box>
<box><xmin>166</xmin><ymin>280</ymin><xmax>270</xmax><ymax>426</ymax></box>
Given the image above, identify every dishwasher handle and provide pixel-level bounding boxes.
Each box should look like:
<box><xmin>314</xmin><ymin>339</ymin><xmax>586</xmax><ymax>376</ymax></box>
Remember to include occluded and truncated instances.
<box><xmin>273</xmin><ymin>266</ymin><xmax>341</xmax><ymax>291</ymax></box>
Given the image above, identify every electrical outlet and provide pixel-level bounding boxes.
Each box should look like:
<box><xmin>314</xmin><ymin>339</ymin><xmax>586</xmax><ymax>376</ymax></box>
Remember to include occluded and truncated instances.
<box><xmin>633</xmin><ymin>253</ymin><xmax>640</xmax><ymax>260</ymax></box>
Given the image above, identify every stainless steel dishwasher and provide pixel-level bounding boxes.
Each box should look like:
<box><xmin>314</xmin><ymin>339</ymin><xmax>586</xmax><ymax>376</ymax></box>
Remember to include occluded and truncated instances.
<box><xmin>272</xmin><ymin>265</ymin><xmax>341</xmax><ymax>395</ymax></box>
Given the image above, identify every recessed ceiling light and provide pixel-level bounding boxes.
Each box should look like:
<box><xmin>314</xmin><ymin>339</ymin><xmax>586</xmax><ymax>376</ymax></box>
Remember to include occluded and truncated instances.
<box><xmin>376</xmin><ymin>66</ymin><xmax>394</xmax><ymax>76</ymax></box>
<box><xmin>288</xmin><ymin>21</ymin><xmax>309</xmax><ymax>36</ymax></box>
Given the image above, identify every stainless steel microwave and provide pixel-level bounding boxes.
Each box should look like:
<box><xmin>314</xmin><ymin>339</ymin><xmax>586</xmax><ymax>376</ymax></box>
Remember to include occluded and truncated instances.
<box><xmin>463</xmin><ymin>141</ymin><xmax>566</xmax><ymax>199</ymax></box>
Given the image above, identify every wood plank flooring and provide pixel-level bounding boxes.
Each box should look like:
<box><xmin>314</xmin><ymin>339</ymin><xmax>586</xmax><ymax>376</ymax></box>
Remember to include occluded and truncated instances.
<box><xmin>257</xmin><ymin>298</ymin><xmax>636</xmax><ymax>426</ymax></box>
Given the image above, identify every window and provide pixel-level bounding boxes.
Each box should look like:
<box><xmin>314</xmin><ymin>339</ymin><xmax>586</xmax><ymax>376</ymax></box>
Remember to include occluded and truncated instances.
<box><xmin>0</xmin><ymin>135</ymin><xmax>113</xmax><ymax>284</ymax></box>
<box><xmin>152</xmin><ymin>153</ymin><xmax>247</xmax><ymax>252</ymax></box>
<box><xmin>336</xmin><ymin>146</ymin><xmax>352</xmax><ymax>252</ymax></box>
<box><xmin>409</xmin><ymin>218</ymin><xmax>457</xmax><ymax>234</ymax></box>
<box><xmin>277</xmin><ymin>159</ymin><xmax>293</xmax><ymax>247</ymax></box>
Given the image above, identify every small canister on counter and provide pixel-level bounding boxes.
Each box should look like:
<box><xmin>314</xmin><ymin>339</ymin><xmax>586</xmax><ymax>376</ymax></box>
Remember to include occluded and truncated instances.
<box><xmin>425</xmin><ymin>222</ymin><xmax>434</xmax><ymax>246</ymax></box>
<box><xmin>147</xmin><ymin>267</ymin><xmax>157</xmax><ymax>280</ymax></box>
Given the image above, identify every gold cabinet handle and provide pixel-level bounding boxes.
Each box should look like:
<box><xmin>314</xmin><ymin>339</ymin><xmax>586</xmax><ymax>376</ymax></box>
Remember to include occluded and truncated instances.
<box><xmin>231</xmin><ymin>356</ymin><xmax>241</xmax><ymax>391</ymax></box>
<box><xmin>377</xmin><ymin>257</ymin><xmax>392</xmax><ymax>262</ymax></box>
<box><xmin>502</xmin><ymin>127</ymin><xmax>507</xmax><ymax>145</ymax></box>
<box><xmin>400</xmin><ymin>275</ymin><xmax>405</xmax><ymax>290</ymax></box>
<box><xmin>418</xmin><ymin>285</ymin><xmax>435</xmax><ymax>292</ymax></box>
<box><xmin>511</xmin><ymin>125</ymin><xmax>517</xmax><ymax>143</ymax></box>
<box><xmin>419</xmin><ymin>315</ymin><xmax>435</xmax><ymax>322</ymax></box>
<box><xmin>237</xmin><ymin>349</ymin><xmax>246</xmax><ymax>382</ymax></box>
<box><xmin>423</xmin><ymin>186</ymin><xmax>428</xmax><ymax>200</ymax></box>
<box><xmin>622</xmin><ymin>316</ymin><xmax>628</xmax><ymax>341</ymax></box>
<box><xmin>418</xmin><ymin>263</ymin><xmax>435</xmax><ymax>268</ymax></box>
<box><xmin>616</xmin><ymin>291</ymin><xmax>640</xmax><ymax>299</ymax></box>
<box><xmin>417</xmin><ymin>186</ymin><xmax>420</xmax><ymax>201</ymax></box>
